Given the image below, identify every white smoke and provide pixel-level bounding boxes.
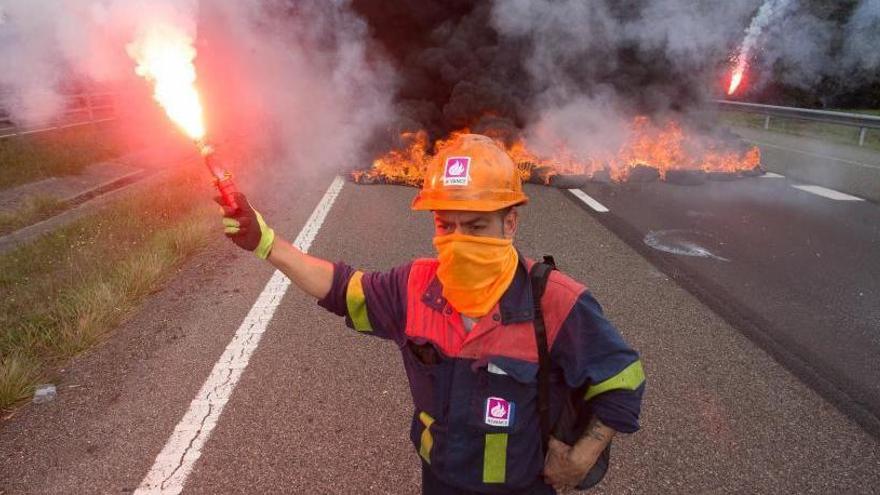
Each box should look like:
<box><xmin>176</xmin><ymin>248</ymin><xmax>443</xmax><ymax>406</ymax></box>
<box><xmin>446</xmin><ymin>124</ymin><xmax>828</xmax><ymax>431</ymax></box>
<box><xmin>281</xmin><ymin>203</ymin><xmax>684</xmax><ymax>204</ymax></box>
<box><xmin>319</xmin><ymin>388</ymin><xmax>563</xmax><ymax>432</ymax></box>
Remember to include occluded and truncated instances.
<box><xmin>0</xmin><ymin>0</ymin><xmax>394</xmax><ymax>170</ymax></box>
<box><xmin>488</xmin><ymin>0</ymin><xmax>880</xmax><ymax>160</ymax></box>
<box><xmin>0</xmin><ymin>1</ymin><xmax>199</xmax><ymax>125</ymax></box>
<box><xmin>733</xmin><ymin>0</ymin><xmax>880</xmax><ymax>96</ymax></box>
<box><xmin>842</xmin><ymin>0</ymin><xmax>880</xmax><ymax>75</ymax></box>
<box><xmin>0</xmin><ymin>0</ymin><xmax>875</xmax><ymax>169</ymax></box>
<box><xmin>735</xmin><ymin>0</ymin><xmax>795</xmax><ymax>71</ymax></box>
<box><xmin>759</xmin><ymin>5</ymin><xmax>833</xmax><ymax>90</ymax></box>
<box><xmin>490</xmin><ymin>0</ymin><xmax>763</xmax><ymax>159</ymax></box>
<box><xmin>203</xmin><ymin>0</ymin><xmax>395</xmax><ymax>170</ymax></box>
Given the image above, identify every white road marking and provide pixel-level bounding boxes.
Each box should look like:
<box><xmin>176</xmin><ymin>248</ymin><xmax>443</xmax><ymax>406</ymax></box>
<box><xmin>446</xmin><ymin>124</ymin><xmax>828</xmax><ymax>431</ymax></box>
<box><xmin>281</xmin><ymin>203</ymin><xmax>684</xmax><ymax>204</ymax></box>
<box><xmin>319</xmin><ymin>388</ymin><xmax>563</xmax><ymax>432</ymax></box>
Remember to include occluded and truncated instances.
<box><xmin>135</xmin><ymin>176</ymin><xmax>346</xmax><ymax>495</ymax></box>
<box><xmin>792</xmin><ymin>185</ymin><xmax>864</xmax><ymax>201</ymax></box>
<box><xmin>568</xmin><ymin>189</ymin><xmax>610</xmax><ymax>213</ymax></box>
<box><xmin>761</xmin><ymin>172</ymin><xmax>785</xmax><ymax>178</ymax></box>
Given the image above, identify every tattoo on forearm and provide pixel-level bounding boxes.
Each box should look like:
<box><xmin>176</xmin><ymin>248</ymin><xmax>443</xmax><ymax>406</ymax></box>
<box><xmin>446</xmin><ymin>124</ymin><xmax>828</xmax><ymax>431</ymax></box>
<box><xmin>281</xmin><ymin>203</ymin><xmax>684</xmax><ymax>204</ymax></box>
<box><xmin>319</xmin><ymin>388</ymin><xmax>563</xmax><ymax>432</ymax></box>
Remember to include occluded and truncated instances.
<box><xmin>584</xmin><ymin>418</ymin><xmax>608</xmax><ymax>443</ymax></box>
<box><xmin>568</xmin><ymin>417</ymin><xmax>614</xmax><ymax>468</ymax></box>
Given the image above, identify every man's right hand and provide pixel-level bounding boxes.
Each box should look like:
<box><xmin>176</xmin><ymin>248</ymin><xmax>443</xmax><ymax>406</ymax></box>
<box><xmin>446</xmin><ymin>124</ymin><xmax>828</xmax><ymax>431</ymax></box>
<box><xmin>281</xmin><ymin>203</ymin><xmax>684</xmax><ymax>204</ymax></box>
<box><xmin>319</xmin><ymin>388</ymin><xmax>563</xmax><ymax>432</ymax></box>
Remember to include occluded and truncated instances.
<box><xmin>218</xmin><ymin>192</ymin><xmax>332</xmax><ymax>300</ymax></box>
<box><xmin>217</xmin><ymin>193</ymin><xmax>276</xmax><ymax>259</ymax></box>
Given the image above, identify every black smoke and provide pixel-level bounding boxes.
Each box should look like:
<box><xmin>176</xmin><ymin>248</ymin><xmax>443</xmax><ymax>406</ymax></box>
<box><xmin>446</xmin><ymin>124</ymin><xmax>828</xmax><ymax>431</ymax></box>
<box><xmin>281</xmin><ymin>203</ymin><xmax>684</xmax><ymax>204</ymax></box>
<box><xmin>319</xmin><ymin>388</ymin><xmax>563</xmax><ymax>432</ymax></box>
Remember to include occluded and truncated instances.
<box><xmin>351</xmin><ymin>0</ymin><xmax>746</xmax><ymax>145</ymax></box>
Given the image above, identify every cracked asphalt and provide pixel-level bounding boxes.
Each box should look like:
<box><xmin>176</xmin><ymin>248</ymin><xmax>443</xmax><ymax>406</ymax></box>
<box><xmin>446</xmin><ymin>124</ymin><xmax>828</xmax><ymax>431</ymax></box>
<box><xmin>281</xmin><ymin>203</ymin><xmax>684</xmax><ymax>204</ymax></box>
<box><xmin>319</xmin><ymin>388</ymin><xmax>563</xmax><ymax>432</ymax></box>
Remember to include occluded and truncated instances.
<box><xmin>1</xmin><ymin>163</ymin><xmax>879</xmax><ymax>494</ymax></box>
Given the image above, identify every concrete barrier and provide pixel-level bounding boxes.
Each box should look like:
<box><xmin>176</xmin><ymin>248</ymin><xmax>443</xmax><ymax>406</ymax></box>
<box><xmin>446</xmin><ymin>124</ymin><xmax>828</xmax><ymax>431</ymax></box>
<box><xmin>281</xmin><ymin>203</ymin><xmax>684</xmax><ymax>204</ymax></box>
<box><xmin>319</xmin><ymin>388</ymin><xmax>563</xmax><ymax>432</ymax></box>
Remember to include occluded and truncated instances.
<box><xmin>731</xmin><ymin>126</ymin><xmax>880</xmax><ymax>202</ymax></box>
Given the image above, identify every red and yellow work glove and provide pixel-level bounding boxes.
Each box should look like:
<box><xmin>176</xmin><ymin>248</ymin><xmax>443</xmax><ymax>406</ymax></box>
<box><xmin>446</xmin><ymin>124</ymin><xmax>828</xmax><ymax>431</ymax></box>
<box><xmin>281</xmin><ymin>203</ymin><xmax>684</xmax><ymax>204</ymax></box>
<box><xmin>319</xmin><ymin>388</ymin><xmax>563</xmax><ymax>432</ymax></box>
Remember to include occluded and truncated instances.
<box><xmin>217</xmin><ymin>193</ymin><xmax>275</xmax><ymax>259</ymax></box>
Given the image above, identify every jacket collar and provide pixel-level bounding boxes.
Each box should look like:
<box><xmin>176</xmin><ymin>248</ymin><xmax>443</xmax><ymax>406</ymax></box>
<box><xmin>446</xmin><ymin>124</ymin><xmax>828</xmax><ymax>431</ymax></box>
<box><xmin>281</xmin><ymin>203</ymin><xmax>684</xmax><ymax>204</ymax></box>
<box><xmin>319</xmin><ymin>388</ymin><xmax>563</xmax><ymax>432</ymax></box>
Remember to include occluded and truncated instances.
<box><xmin>420</xmin><ymin>250</ymin><xmax>534</xmax><ymax>324</ymax></box>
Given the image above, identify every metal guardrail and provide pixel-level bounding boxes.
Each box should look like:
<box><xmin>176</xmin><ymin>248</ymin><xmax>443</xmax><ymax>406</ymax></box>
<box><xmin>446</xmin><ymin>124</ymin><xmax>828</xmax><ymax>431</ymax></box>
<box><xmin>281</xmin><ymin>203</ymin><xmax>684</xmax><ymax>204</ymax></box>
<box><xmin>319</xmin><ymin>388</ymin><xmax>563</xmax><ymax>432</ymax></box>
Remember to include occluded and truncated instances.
<box><xmin>717</xmin><ymin>100</ymin><xmax>880</xmax><ymax>147</ymax></box>
<box><xmin>0</xmin><ymin>92</ymin><xmax>117</xmax><ymax>140</ymax></box>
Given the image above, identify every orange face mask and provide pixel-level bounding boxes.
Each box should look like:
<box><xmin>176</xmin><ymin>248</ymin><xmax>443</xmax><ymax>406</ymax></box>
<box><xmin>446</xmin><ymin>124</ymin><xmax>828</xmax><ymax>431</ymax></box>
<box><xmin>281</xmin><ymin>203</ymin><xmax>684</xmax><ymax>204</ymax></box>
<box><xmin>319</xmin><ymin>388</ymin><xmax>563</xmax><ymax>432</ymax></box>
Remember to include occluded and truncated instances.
<box><xmin>433</xmin><ymin>233</ymin><xmax>519</xmax><ymax>318</ymax></box>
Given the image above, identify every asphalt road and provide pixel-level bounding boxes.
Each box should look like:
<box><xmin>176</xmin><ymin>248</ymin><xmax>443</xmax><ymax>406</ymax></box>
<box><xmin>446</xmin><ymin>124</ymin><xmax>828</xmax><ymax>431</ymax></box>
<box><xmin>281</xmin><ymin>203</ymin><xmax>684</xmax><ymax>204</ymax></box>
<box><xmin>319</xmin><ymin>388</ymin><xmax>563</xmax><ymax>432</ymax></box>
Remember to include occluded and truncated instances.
<box><xmin>1</xmin><ymin>165</ymin><xmax>879</xmax><ymax>494</ymax></box>
<box><xmin>572</xmin><ymin>173</ymin><xmax>880</xmax><ymax>436</ymax></box>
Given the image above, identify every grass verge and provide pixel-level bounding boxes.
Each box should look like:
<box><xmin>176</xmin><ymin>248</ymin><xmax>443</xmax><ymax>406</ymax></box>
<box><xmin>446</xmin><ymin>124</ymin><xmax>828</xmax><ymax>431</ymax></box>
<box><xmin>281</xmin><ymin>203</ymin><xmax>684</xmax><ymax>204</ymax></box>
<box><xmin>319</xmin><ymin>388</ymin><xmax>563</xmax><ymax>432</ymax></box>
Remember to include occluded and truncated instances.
<box><xmin>0</xmin><ymin>195</ymin><xmax>67</xmax><ymax>236</ymax></box>
<box><xmin>0</xmin><ymin>121</ymin><xmax>126</xmax><ymax>191</ymax></box>
<box><xmin>720</xmin><ymin>111</ymin><xmax>880</xmax><ymax>152</ymax></box>
<box><xmin>0</xmin><ymin>167</ymin><xmax>214</xmax><ymax>409</ymax></box>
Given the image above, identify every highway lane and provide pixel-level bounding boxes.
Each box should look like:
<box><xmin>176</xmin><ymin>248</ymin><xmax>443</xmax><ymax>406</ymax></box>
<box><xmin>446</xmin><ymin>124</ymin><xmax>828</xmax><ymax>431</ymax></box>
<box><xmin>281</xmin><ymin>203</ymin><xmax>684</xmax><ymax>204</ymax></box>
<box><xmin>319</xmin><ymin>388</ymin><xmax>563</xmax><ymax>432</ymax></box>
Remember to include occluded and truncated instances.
<box><xmin>182</xmin><ymin>182</ymin><xmax>880</xmax><ymax>493</ymax></box>
<box><xmin>571</xmin><ymin>174</ymin><xmax>880</xmax><ymax>435</ymax></box>
<box><xmin>2</xmin><ymin>175</ymin><xmax>880</xmax><ymax>493</ymax></box>
<box><xmin>0</xmin><ymin>162</ymin><xmax>342</xmax><ymax>493</ymax></box>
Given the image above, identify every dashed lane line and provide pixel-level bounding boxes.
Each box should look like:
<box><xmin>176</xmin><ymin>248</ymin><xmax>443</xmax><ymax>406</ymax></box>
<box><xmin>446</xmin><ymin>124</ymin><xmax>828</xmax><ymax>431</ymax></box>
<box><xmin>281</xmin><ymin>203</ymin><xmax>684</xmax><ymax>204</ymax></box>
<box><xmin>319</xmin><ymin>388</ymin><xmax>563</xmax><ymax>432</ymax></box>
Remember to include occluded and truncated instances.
<box><xmin>761</xmin><ymin>172</ymin><xmax>785</xmax><ymax>178</ymax></box>
<box><xmin>134</xmin><ymin>176</ymin><xmax>346</xmax><ymax>495</ymax></box>
<box><xmin>568</xmin><ymin>189</ymin><xmax>610</xmax><ymax>213</ymax></box>
<box><xmin>791</xmin><ymin>185</ymin><xmax>865</xmax><ymax>201</ymax></box>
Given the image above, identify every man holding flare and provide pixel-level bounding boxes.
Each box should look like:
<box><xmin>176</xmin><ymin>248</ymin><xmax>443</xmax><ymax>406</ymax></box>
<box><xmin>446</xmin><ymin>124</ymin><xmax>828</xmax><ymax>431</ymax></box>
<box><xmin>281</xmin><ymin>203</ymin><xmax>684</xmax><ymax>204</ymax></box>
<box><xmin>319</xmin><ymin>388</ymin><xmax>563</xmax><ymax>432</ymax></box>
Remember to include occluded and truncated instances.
<box><xmin>219</xmin><ymin>133</ymin><xmax>644</xmax><ymax>493</ymax></box>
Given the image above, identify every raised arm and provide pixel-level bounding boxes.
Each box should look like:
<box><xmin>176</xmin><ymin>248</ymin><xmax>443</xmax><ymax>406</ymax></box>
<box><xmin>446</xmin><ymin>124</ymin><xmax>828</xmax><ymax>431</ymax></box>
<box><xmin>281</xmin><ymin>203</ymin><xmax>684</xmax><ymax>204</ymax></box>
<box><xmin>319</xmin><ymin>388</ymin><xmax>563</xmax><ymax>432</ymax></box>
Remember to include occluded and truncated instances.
<box><xmin>267</xmin><ymin>236</ymin><xmax>333</xmax><ymax>299</ymax></box>
<box><xmin>219</xmin><ymin>193</ymin><xmax>333</xmax><ymax>299</ymax></box>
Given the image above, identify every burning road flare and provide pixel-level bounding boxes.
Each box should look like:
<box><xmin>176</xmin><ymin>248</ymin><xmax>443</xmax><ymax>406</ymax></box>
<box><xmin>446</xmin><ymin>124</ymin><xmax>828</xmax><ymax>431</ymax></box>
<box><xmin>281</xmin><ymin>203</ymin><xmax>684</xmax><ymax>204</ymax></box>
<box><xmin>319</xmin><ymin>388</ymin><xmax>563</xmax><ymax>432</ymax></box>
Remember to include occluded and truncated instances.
<box><xmin>726</xmin><ymin>0</ymin><xmax>794</xmax><ymax>96</ymax></box>
<box><xmin>127</xmin><ymin>23</ymin><xmax>240</xmax><ymax>212</ymax></box>
<box><xmin>728</xmin><ymin>56</ymin><xmax>747</xmax><ymax>96</ymax></box>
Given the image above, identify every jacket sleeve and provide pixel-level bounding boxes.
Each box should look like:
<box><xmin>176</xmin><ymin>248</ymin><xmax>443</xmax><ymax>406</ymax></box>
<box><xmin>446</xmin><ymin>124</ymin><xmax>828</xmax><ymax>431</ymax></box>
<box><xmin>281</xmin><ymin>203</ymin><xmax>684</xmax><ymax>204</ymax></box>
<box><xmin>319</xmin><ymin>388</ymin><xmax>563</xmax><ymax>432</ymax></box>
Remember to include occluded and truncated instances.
<box><xmin>550</xmin><ymin>291</ymin><xmax>645</xmax><ymax>434</ymax></box>
<box><xmin>317</xmin><ymin>261</ymin><xmax>411</xmax><ymax>343</ymax></box>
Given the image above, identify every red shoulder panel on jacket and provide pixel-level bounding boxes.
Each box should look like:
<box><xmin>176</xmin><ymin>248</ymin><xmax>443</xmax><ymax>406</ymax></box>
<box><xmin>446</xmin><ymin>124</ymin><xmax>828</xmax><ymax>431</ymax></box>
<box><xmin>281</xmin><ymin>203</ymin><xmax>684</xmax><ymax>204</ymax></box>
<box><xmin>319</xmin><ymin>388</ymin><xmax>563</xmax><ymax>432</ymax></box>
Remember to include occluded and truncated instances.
<box><xmin>542</xmin><ymin>269</ymin><xmax>586</xmax><ymax>347</ymax></box>
<box><xmin>405</xmin><ymin>259</ymin><xmax>468</xmax><ymax>357</ymax></box>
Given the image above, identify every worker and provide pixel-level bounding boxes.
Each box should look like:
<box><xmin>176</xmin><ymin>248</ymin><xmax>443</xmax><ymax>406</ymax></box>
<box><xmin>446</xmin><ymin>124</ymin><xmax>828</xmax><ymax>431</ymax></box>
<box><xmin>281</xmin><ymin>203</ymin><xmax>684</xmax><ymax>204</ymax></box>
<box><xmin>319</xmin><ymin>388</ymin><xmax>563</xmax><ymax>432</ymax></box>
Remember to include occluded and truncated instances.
<box><xmin>219</xmin><ymin>133</ymin><xmax>644</xmax><ymax>493</ymax></box>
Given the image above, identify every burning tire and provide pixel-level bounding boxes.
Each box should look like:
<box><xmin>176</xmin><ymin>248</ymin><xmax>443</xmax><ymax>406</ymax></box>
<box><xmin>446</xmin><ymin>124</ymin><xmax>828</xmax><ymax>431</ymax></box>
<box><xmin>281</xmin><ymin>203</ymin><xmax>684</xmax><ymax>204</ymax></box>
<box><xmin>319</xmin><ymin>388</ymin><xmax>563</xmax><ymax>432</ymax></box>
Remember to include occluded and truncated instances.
<box><xmin>665</xmin><ymin>169</ymin><xmax>707</xmax><ymax>186</ymax></box>
<box><xmin>740</xmin><ymin>164</ymin><xmax>765</xmax><ymax>177</ymax></box>
<box><xmin>707</xmin><ymin>171</ymin><xmax>740</xmax><ymax>181</ymax></box>
<box><xmin>350</xmin><ymin>129</ymin><xmax>762</xmax><ymax>189</ymax></box>
<box><xmin>627</xmin><ymin>164</ymin><xmax>660</xmax><ymax>183</ymax></box>
<box><xmin>548</xmin><ymin>174</ymin><xmax>589</xmax><ymax>189</ymax></box>
<box><xmin>590</xmin><ymin>169</ymin><xmax>613</xmax><ymax>183</ymax></box>
<box><xmin>525</xmin><ymin>165</ymin><xmax>556</xmax><ymax>185</ymax></box>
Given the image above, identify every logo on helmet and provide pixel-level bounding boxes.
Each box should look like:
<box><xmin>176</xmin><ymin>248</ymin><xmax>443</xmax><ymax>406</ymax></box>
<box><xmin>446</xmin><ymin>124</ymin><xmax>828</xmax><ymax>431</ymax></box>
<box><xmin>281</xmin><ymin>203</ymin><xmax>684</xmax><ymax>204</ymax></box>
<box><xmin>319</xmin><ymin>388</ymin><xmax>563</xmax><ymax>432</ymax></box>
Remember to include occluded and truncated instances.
<box><xmin>443</xmin><ymin>156</ymin><xmax>471</xmax><ymax>186</ymax></box>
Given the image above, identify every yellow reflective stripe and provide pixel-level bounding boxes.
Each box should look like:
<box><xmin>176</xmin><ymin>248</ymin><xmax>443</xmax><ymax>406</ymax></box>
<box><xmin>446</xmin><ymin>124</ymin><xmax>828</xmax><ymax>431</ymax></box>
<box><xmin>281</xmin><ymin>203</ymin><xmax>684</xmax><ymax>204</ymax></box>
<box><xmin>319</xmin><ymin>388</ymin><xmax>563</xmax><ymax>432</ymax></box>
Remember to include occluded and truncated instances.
<box><xmin>482</xmin><ymin>433</ymin><xmax>508</xmax><ymax>484</ymax></box>
<box><xmin>419</xmin><ymin>412</ymin><xmax>435</xmax><ymax>463</ymax></box>
<box><xmin>346</xmin><ymin>271</ymin><xmax>373</xmax><ymax>332</ymax></box>
<box><xmin>584</xmin><ymin>360</ymin><xmax>645</xmax><ymax>401</ymax></box>
<box><xmin>253</xmin><ymin>210</ymin><xmax>275</xmax><ymax>260</ymax></box>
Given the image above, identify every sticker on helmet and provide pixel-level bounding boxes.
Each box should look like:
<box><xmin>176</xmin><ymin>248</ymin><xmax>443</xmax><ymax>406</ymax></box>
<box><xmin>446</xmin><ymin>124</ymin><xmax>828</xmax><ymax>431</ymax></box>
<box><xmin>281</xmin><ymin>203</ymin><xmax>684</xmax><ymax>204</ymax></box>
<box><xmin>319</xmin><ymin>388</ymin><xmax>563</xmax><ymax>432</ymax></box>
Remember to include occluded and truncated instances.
<box><xmin>485</xmin><ymin>397</ymin><xmax>515</xmax><ymax>427</ymax></box>
<box><xmin>443</xmin><ymin>156</ymin><xmax>471</xmax><ymax>186</ymax></box>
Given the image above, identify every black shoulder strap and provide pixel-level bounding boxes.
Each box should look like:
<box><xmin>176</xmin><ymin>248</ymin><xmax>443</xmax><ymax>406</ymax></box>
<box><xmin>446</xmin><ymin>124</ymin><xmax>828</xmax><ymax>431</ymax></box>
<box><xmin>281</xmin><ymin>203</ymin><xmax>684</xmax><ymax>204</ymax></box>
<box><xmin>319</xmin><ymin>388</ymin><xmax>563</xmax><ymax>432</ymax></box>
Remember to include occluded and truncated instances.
<box><xmin>530</xmin><ymin>255</ymin><xmax>556</xmax><ymax>450</ymax></box>
<box><xmin>531</xmin><ymin>256</ymin><xmax>613</xmax><ymax>490</ymax></box>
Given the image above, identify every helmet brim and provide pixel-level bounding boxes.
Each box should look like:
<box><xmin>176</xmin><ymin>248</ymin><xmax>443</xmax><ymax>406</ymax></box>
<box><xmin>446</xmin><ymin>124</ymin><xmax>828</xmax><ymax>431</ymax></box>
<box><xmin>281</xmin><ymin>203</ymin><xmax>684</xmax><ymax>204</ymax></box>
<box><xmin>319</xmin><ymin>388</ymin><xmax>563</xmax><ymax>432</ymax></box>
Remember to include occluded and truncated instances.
<box><xmin>411</xmin><ymin>196</ymin><xmax>528</xmax><ymax>212</ymax></box>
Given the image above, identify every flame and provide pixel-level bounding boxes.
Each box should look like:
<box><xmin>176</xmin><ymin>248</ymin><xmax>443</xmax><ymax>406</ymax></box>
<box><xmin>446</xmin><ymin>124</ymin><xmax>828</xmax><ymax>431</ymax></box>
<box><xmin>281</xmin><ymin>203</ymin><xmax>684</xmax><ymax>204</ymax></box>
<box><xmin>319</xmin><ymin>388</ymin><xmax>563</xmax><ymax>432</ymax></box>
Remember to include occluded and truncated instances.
<box><xmin>351</xmin><ymin>130</ymin><xmax>442</xmax><ymax>186</ymax></box>
<box><xmin>127</xmin><ymin>24</ymin><xmax>205</xmax><ymax>140</ymax></box>
<box><xmin>727</xmin><ymin>55</ymin><xmax>747</xmax><ymax>95</ymax></box>
<box><xmin>354</xmin><ymin>117</ymin><xmax>761</xmax><ymax>186</ymax></box>
<box><xmin>728</xmin><ymin>69</ymin><xmax>744</xmax><ymax>95</ymax></box>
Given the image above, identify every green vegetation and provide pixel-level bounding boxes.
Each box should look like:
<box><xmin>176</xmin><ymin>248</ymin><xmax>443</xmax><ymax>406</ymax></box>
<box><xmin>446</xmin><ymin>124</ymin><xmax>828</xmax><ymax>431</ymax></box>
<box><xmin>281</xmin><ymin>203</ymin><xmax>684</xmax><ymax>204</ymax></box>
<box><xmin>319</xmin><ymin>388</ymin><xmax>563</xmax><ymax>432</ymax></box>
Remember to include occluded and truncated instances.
<box><xmin>0</xmin><ymin>121</ymin><xmax>126</xmax><ymax>191</ymax></box>
<box><xmin>720</xmin><ymin>111</ymin><xmax>880</xmax><ymax>152</ymax></box>
<box><xmin>0</xmin><ymin>195</ymin><xmax>67</xmax><ymax>236</ymax></box>
<box><xmin>0</xmin><ymin>168</ymin><xmax>214</xmax><ymax>409</ymax></box>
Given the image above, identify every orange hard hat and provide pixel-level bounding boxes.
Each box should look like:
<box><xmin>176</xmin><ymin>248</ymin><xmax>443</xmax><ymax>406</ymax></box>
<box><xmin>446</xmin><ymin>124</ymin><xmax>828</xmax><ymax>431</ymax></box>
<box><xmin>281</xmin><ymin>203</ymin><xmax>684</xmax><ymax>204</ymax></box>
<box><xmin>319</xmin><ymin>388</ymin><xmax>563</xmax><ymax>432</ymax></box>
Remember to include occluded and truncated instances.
<box><xmin>411</xmin><ymin>133</ymin><xmax>528</xmax><ymax>212</ymax></box>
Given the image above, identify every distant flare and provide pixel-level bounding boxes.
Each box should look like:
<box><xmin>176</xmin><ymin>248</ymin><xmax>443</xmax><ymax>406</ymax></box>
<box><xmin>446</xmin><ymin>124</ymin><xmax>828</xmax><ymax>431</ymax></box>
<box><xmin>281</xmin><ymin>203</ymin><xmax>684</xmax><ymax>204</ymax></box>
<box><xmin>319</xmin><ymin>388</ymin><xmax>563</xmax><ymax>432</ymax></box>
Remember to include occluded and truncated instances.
<box><xmin>728</xmin><ymin>57</ymin><xmax>747</xmax><ymax>95</ymax></box>
<box><xmin>726</xmin><ymin>0</ymin><xmax>793</xmax><ymax>97</ymax></box>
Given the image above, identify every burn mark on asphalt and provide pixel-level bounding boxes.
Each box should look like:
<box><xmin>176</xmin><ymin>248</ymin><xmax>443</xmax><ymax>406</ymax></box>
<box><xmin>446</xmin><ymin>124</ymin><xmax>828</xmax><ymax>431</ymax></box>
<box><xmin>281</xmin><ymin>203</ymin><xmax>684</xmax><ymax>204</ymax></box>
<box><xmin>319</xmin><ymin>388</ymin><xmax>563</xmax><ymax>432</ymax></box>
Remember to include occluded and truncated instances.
<box><xmin>644</xmin><ymin>229</ymin><xmax>730</xmax><ymax>262</ymax></box>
